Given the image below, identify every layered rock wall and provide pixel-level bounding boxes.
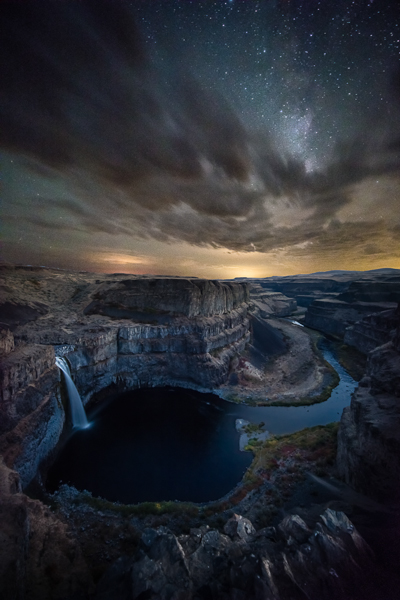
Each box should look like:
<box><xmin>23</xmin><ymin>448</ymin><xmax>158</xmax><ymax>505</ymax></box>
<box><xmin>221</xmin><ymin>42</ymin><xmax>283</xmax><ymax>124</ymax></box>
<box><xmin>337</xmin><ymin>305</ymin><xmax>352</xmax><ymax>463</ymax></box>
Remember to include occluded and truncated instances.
<box><xmin>248</xmin><ymin>283</ymin><xmax>297</xmax><ymax>318</ymax></box>
<box><xmin>0</xmin><ymin>331</ymin><xmax>65</xmax><ymax>488</ymax></box>
<box><xmin>304</xmin><ymin>298</ymin><xmax>397</xmax><ymax>337</ymax></box>
<box><xmin>0</xmin><ymin>272</ymin><xmax>250</xmax><ymax>487</ymax></box>
<box><xmin>65</xmin><ymin>307</ymin><xmax>250</xmax><ymax>402</ymax></box>
<box><xmin>344</xmin><ymin>308</ymin><xmax>398</xmax><ymax>354</ymax></box>
<box><xmin>85</xmin><ymin>278</ymin><xmax>249</xmax><ymax>318</ymax></box>
<box><xmin>337</xmin><ymin>306</ymin><xmax>400</xmax><ymax>501</ymax></box>
<box><xmin>338</xmin><ymin>279</ymin><xmax>400</xmax><ymax>304</ymax></box>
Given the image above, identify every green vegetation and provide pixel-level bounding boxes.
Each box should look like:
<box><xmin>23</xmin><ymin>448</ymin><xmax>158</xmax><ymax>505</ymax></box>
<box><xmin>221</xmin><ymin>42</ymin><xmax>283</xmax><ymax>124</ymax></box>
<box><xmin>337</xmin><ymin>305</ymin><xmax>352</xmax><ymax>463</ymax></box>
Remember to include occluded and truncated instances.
<box><xmin>202</xmin><ymin>423</ymin><xmax>339</xmax><ymax>517</ymax></box>
<box><xmin>70</xmin><ymin>492</ymin><xmax>199</xmax><ymax>518</ymax></box>
<box><xmin>225</xmin><ymin>393</ymin><xmax>243</xmax><ymax>403</ymax></box>
<box><xmin>244</xmin><ymin>421</ymin><xmax>265</xmax><ymax>435</ymax></box>
<box><xmin>249</xmin><ymin>422</ymin><xmax>339</xmax><ymax>477</ymax></box>
<box><xmin>244</xmin><ymin>438</ymin><xmax>263</xmax><ymax>450</ymax></box>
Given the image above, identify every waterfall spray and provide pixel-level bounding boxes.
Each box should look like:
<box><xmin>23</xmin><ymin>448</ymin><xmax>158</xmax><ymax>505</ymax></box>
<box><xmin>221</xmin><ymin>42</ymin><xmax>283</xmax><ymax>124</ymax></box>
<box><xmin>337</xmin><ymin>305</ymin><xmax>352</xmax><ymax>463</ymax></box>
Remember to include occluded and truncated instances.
<box><xmin>55</xmin><ymin>357</ymin><xmax>90</xmax><ymax>429</ymax></box>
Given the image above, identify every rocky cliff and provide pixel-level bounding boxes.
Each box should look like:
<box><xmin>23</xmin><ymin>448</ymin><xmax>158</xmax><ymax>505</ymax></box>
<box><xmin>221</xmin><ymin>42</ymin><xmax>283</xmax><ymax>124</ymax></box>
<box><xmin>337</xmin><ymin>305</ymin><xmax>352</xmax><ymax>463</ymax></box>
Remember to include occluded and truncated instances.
<box><xmin>337</xmin><ymin>305</ymin><xmax>400</xmax><ymax>502</ymax></box>
<box><xmin>0</xmin><ymin>268</ymin><xmax>250</xmax><ymax>489</ymax></box>
<box><xmin>0</xmin><ymin>459</ymin><xmax>92</xmax><ymax>600</ymax></box>
<box><xmin>298</xmin><ymin>272</ymin><xmax>400</xmax><ymax>338</ymax></box>
<box><xmin>304</xmin><ymin>297</ymin><xmax>397</xmax><ymax>337</ymax></box>
<box><xmin>242</xmin><ymin>268</ymin><xmax>400</xmax><ymax>308</ymax></box>
<box><xmin>248</xmin><ymin>283</ymin><xmax>297</xmax><ymax>318</ymax></box>
<box><xmin>344</xmin><ymin>307</ymin><xmax>399</xmax><ymax>354</ymax></box>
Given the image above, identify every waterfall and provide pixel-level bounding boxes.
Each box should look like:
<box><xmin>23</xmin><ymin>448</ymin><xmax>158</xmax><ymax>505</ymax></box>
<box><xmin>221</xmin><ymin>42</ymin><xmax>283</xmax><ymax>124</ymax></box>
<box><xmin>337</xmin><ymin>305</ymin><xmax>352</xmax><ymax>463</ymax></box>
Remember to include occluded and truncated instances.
<box><xmin>55</xmin><ymin>357</ymin><xmax>90</xmax><ymax>429</ymax></box>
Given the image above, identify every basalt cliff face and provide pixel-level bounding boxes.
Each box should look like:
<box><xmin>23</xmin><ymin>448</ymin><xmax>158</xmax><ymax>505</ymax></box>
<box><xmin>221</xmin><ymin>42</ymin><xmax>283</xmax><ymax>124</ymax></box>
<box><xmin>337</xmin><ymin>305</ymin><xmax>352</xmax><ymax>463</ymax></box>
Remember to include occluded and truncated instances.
<box><xmin>303</xmin><ymin>272</ymin><xmax>400</xmax><ymax>339</ymax></box>
<box><xmin>344</xmin><ymin>307</ymin><xmax>399</xmax><ymax>354</ymax></box>
<box><xmin>0</xmin><ymin>267</ymin><xmax>250</xmax><ymax>488</ymax></box>
<box><xmin>247</xmin><ymin>283</ymin><xmax>297</xmax><ymax>318</ymax></box>
<box><xmin>337</xmin><ymin>305</ymin><xmax>400</xmax><ymax>502</ymax></box>
<box><xmin>250</xmin><ymin>269</ymin><xmax>400</xmax><ymax>308</ymax></box>
<box><xmin>304</xmin><ymin>297</ymin><xmax>397</xmax><ymax>338</ymax></box>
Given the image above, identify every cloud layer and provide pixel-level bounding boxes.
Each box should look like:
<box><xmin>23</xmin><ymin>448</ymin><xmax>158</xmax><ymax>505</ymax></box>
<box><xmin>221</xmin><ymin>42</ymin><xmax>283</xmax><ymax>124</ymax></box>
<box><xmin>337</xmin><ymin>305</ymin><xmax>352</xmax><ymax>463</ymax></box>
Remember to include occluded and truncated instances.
<box><xmin>1</xmin><ymin>1</ymin><xmax>400</xmax><ymax>271</ymax></box>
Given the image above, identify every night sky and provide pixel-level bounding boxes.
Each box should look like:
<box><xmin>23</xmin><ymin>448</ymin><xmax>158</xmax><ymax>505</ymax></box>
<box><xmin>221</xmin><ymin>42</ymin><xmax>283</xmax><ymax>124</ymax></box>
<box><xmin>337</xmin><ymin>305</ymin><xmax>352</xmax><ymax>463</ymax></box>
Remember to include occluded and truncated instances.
<box><xmin>1</xmin><ymin>0</ymin><xmax>400</xmax><ymax>278</ymax></box>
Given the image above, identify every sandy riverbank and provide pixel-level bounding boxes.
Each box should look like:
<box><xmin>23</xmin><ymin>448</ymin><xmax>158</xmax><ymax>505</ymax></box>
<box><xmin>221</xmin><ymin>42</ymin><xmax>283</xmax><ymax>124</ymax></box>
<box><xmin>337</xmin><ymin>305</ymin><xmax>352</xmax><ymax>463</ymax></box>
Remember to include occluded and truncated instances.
<box><xmin>218</xmin><ymin>316</ymin><xmax>334</xmax><ymax>405</ymax></box>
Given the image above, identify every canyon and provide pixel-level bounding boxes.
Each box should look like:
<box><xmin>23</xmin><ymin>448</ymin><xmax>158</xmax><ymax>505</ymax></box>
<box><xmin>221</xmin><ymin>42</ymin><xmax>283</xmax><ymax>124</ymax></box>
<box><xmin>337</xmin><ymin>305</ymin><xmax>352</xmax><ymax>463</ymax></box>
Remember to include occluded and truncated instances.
<box><xmin>1</xmin><ymin>265</ymin><xmax>399</xmax><ymax>598</ymax></box>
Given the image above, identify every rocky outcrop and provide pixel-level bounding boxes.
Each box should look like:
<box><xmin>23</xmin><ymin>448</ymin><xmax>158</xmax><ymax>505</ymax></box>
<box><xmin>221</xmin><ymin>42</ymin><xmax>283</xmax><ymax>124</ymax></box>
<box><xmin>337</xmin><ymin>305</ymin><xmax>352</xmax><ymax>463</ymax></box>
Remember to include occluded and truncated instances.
<box><xmin>248</xmin><ymin>283</ymin><xmax>297</xmax><ymax>318</ymax></box>
<box><xmin>304</xmin><ymin>298</ymin><xmax>397</xmax><ymax>337</ymax></box>
<box><xmin>344</xmin><ymin>307</ymin><xmax>398</xmax><ymax>354</ymax></box>
<box><xmin>337</xmin><ymin>306</ymin><xmax>400</xmax><ymax>502</ymax></box>
<box><xmin>338</xmin><ymin>278</ymin><xmax>400</xmax><ymax>304</ymax></box>
<box><xmin>0</xmin><ymin>341</ymin><xmax>65</xmax><ymax>488</ymax></box>
<box><xmin>85</xmin><ymin>278</ymin><xmax>249</xmax><ymax>318</ymax></box>
<box><xmin>0</xmin><ymin>459</ymin><xmax>92</xmax><ymax>599</ymax></box>
<box><xmin>0</xmin><ymin>451</ymin><xmax>374</xmax><ymax>600</ymax></box>
<box><xmin>0</xmin><ymin>329</ymin><xmax>14</xmax><ymax>356</ymax></box>
<box><xmin>95</xmin><ymin>509</ymin><xmax>373</xmax><ymax>600</ymax></box>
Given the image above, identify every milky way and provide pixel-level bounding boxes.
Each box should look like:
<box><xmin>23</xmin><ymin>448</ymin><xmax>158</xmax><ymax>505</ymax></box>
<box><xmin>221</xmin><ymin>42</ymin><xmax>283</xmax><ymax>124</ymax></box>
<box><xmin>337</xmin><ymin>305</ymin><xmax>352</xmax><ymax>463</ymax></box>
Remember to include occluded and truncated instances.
<box><xmin>1</xmin><ymin>0</ymin><xmax>400</xmax><ymax>277</ymax></box>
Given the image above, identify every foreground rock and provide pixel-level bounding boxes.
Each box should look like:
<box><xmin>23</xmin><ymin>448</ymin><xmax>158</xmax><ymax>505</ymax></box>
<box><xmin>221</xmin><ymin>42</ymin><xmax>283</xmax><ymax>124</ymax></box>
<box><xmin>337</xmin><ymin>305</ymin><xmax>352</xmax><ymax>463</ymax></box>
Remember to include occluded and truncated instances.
<box><xmin>95</xmin><ymin>509</ymin><xmax>373</xmax><ymax>600</ymax></box>
<box><xmin>0</xmin><ymin>459</ymin><xmax>92</xmax><ymax>599</ymax></box>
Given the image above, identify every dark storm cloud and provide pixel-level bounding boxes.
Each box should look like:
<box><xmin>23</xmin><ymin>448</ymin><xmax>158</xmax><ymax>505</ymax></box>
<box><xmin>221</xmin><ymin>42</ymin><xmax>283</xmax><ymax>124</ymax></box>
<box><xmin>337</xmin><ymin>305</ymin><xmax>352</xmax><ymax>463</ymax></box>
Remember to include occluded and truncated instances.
<box><xmin>1</xmin><ymin>1</ymin><xmax>400</xmax><ymax>258</ymax></box>
<box><xmin>0</xmin><ymin>0</ymin><xmax>251</xmax><ymax>193</ymax></box>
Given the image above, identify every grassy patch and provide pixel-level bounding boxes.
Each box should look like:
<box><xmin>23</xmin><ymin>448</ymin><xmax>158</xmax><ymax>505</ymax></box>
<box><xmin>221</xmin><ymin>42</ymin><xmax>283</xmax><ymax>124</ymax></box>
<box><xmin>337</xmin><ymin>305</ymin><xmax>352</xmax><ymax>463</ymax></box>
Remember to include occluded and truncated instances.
<box><xmin>201</xmin><ymin>425</ymin><xmax>338</xmax><ymax>515</ymax></box>
<box><xmin>244</xmin><ymin>438</ymin><xmax>264</xmax><ymax>450</ymax></box>
<box><xmin>225</xmin><ymin>393</ymin><xmax>243</xmax><ymax>403</ymax></box>
<box><xmin>249</xmin><ymin>422</ymin><xmax>339</xmax><ymax>476</ymax></box>
<box><xmin>244</xmin><ymin>421</ymin><xmax>265</xmax><ymax>435</ymax></box>
<box><xmin>71</xmin><ymin>493</ymin><xmax>199</xmax><ymax>518</ymax></box>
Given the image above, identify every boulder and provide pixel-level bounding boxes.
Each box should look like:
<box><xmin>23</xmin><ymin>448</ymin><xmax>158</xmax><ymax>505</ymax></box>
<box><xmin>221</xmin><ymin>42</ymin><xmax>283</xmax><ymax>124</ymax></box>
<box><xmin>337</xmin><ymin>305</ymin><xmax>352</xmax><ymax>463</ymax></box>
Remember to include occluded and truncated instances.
<box><xmin>95</xmin><ymin>509</ymin><xmax>373</xmax><ymax>600</ymax></box>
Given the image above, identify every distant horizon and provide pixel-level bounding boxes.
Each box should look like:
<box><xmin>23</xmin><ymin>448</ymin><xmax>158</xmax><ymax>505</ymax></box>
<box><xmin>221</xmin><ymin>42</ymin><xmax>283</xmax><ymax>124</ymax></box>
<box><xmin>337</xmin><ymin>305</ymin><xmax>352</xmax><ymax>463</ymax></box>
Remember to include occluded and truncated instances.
<box><xmin>3</xmin><ymin>261</ymin><xmax>400</xmax><ymax>281</ymax></box>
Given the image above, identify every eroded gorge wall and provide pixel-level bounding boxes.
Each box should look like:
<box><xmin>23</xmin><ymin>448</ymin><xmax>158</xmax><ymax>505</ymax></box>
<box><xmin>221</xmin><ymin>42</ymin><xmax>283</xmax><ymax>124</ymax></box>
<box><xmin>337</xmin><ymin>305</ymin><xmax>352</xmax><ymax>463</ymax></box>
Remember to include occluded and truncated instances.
<box><xmin>0</xmin><ymin>272</ymin><xmax>250</xmax><ymax>488</ymax></box>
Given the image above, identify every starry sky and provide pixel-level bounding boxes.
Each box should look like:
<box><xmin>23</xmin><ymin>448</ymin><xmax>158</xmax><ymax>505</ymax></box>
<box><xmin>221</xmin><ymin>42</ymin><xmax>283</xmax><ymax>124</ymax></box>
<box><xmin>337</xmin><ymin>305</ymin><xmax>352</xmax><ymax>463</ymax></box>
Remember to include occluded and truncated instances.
<box><xmin>1</xmin><ymin>0</ymin><xmax>400</xmax><ymax>278</ymax></box>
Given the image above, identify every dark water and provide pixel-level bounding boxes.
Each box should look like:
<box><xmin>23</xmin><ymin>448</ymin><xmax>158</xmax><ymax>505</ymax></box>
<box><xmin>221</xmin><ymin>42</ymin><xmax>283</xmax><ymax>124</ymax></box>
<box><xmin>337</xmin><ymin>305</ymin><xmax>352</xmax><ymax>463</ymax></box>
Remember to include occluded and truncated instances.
<box><xmin>47</xmin><ymin>339</ymin><xmax>357</xmax><ymax>504</ymax></box>
<box><xmin>46</xmin><ymin>387</ymin><xmax>252</xmax><ymax>503</ymax></box>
